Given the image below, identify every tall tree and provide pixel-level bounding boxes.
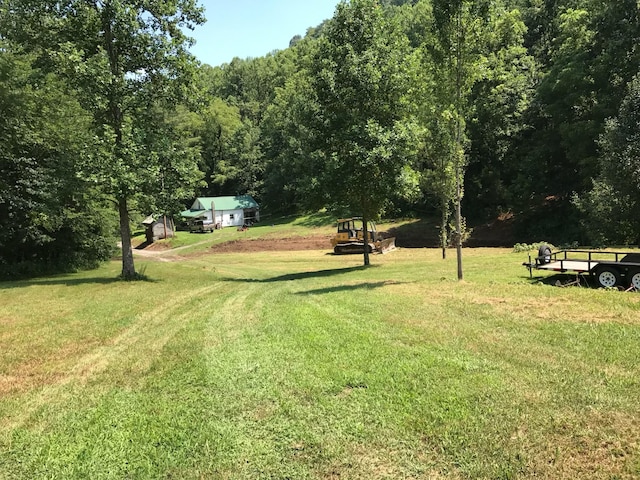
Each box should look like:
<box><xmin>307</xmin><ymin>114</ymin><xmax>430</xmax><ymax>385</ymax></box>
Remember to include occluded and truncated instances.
<box><xmin>428</xmin><ymin>0</ymin><xmax>493</xmax><ymax>277</ymax></box>
<box><xmin>429</xmin><ymin>0</ymin><xmax>473</xmax><ymax>276</ymax></box>
<box><xmin>2</xmin><ymin>0</ymin><xmax>205</xmax><ymax>279</ymax></box>
<box><xmin>309</xmin><ymin>0</ymin><xmax>420</xmax><ymax>265</ymax></box>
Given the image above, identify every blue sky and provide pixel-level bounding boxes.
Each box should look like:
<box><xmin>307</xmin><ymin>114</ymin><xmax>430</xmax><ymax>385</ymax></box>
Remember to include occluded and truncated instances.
<box><xmin>187</xmin><ymin>0</ymin><xmax>341</xmax><ymax>67</ymax></box>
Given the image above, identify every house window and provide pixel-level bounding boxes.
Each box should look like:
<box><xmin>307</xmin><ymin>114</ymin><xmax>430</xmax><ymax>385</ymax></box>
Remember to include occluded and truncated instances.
<box><xmin>229</xmin><ymin>214</ymin><xmax>235</xmax><ymax>221</ymax></box>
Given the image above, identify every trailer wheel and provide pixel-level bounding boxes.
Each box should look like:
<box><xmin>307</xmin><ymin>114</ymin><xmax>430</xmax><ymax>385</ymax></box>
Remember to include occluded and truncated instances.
<box><xmin>537</xmin><ymin>244</ymin><xmax>552</xmax><ymax>265</ymax></box>
<box><xmin>595</xmin><ymin>266</ymin><xmax>621</xmax><ymax>288</ymax></box>
<box><xmin>627</xmin><ymin>269</ymin><xmax>640</xmax><ymax>290</ymax></box>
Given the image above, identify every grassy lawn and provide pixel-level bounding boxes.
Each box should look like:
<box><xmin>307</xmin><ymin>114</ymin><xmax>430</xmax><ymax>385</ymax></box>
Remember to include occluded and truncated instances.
<box><xmin>1</xmin><ymin>242</ymin><xmax>639</xmax><ymax>478</ymax></box>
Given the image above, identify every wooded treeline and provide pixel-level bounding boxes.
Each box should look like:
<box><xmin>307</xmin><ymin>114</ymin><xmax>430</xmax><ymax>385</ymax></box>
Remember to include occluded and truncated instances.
<box><xmin>1</xmin><ymin>0</ymin><xmax>639</xmax><ymax>278</ymax></box>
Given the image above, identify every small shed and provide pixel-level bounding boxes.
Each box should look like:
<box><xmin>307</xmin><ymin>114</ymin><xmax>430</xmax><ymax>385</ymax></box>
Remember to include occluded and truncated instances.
<box><xmin>142</xmin><ymin>215</ymin><xmax>175</xmax><ymax>242</ymax></box>
<box><xmin>180</xmin><ymin>195</ymin><xmax>260</xmax><ymax>228</ymax></box>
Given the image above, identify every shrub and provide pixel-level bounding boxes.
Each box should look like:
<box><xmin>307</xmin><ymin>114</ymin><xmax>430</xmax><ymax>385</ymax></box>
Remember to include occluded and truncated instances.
<box><xmin>512</xmin><ymin>241</ymin><xmax>555</xmax><ymax>253</ymax></box>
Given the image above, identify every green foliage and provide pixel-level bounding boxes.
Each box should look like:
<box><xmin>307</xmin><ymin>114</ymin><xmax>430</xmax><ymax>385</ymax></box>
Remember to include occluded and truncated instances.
<box><xmin>0</xmin><ymin>45</ymin><xmax>116</xmax><ymax>279</ymax></box>
<box><xmin>2</xmin><ymin>0</ymin><xmax>206</xmax><ymax>279</ymax></box>
<box><xmin>421</xmin><ymin>0</ymin><xmax>498</xmax><ymax>269</ymax></box>
<box><xmin>575</xmin><ymin>73</ymin><xmax>640</xmax><ymax>246</ymax></box>
<box><xmin>261</xmin><ymin>70</ymin><xmax>323</xmax><ymax>213</ymax></box>
<box><xmin>310</xmin><ymin>0</ymin><xmax>420</xmax><ymax>217</ymax></box>
<box><xmin>196</xmin><ymin>50</ymin><xmax>300</xmax><ymax>203</ymax></box>
<box><xmin>511</xmin><ymin>0</ymin><xmax>640</xmax><ymax>240</ymax></box>
<box><xmin>185</xmin><ymin>0</ymin><xmax>640</xmax><ymax>248</ymax></box>
<box><xmin>465</xmin><ymin>6</ymin><xmax>538</xmax><ymax>219</ymax></box>
<box><xmin>2</xmin><ymin>0</ymin><xmax>640</xmax><ymax>270</ymax></box>
<box><xmin>133</xmin><ymin>104</ymin><xmax>204</xmax><ymax>216</ymax></box>
<box><xmin>196</xmin><ymin>97</ymin><xmax>243</xmax><ymax>196</ymax></box>
<box><xmin>512</xmin><ymin>241</ymin><xmax>555</xmax><ymax>253</ymax></box>
<box><xmin>306</xmin><ymin>0</ymin><xmax>422</xmax><ymax>264</ymax></box>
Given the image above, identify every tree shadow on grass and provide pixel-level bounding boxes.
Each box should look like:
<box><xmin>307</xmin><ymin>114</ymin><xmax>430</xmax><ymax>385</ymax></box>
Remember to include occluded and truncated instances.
<box><xmin>0</xmin><ymin>274</ymin><xmax>158</xmax><ymax>290</ymax></box>
<box><xmin>222</xmin><ymin>265</ymin><xmax>408</xmax><ymax>295</ymax></box>
<box><xmin>296</xmin><ymin>280</ymin><xmax>407</xmax><ymax>295</ymax></box>
<box><xmin>292</xmin><ymin>212</ymin><xmax>336</xmax><ymax>227</ymax></box>
<box><xmin>224</xmin><ymin>265</ymin><xmax>378</xmax><ymax>284</ymax></box>
<box><xmin>258</xmin><ymin>212</ymin><xmax>335</xmax><ymax>228</ymax></box>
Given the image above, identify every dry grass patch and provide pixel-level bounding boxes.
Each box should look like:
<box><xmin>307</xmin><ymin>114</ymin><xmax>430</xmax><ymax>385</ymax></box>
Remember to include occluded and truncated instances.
<box><xmin>322</xmin><ymin>442</ymin><xmax>461</xmax><ymax>480</ymax></box>
<box><xmin>527</xmin><ymin>410</ymin><xmax>640</xmax><ymax>479</ymax></box>
<box><xmin>0</xmin><ymin>339</ymin><xmax>102</xmax><ymax>395</ymax></box>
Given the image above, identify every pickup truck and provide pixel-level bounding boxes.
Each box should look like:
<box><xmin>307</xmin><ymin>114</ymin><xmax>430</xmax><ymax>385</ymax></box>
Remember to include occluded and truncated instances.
<box><xmin>189</xmin><ymin>220</ymin><xmax>216</xmax><ymax>233</ymax></box>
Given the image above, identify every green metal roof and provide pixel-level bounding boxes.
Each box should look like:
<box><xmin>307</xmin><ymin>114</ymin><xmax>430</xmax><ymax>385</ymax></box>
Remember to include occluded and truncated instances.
<box><xmin>193</xmin><ymin>195</ymin><xmax>258</xmax><ymax>211</ymax></box>
<box><xmin>180</xmin><ymin>195</ymin><xmax>259</xmax><ymax>217</ymax></box>
<box><xmin>180</xmin><ymin>210</ymin><xmax>207</xmax><ymax>218</ymax></box>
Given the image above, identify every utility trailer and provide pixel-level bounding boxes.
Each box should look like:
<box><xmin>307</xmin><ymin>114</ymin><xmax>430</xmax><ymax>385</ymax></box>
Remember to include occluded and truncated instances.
<box><xmin>524</xmin><ymin>245</ymin><xmax>640</xmax><ymax>289</ymax></box>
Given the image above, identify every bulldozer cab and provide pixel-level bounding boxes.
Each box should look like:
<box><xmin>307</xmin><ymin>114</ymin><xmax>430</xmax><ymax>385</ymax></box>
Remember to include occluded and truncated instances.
<box><xmin>331</xmin><ymin>217</ymin><xmax>395</xmax><ymax>254</ymax></box>
<box><xmin>337</xmin><ymin>218</ymin><xmax>362</xmax><ymax>238</ymax></box>
<box><xmin>335</xmin><ymin>218</ymin><xmax>375</xmax><ymax>240</ymax></box>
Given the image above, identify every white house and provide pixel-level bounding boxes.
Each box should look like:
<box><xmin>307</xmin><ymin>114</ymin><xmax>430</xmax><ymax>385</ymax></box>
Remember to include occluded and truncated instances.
<box><xmin>180</xmin><ymin>195</ymin><xmax>260</xmax><ymax>228</ymax></box>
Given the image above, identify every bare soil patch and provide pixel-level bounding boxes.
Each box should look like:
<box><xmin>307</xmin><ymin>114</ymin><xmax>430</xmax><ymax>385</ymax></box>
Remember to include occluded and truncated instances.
<box><xmin>208</xmin><ymin>235</ymin><xmax>332</xmax><ymax>253</ymax></box>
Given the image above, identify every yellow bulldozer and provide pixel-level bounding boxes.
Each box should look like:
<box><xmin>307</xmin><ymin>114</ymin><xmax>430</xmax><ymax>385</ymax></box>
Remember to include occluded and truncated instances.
<box><xmin>331</xmin><ymin>217</ymin><xmax>396</xmax><ymax>255</ymax></box>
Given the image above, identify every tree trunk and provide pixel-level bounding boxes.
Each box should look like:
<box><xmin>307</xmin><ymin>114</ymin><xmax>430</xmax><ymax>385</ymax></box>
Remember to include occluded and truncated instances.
<box><xmin>455</xmin><ymin>6</ymin><xmax>464</xmax><ymax>281</ymax></box>
<box><xmin>455</xmin><ymin>169</ymin><xmax>463</xmax><ymax>280</ymax></box>
<box><xmin>441</xmin><ymin>197</ymin><xmax>447</xmax><ymax>259</ymax></box>
<box><xmin>454</xmin><ymin>118</ymin><xmax>464</xmax><ymax>280</ymax></box>
<box><xmin>103</xmin><ymin>4</ymin><xmax>135</xmax><ymax>280</ymax></box>
<box><xmin>362</xmin><ymin>213</ymin><xmax>370</xmax><ymax>266</ymax></box>
<box><xmin>118</xmin><ymin>196</ymin><xmax>136</xmax><ymax>279</ymax></box>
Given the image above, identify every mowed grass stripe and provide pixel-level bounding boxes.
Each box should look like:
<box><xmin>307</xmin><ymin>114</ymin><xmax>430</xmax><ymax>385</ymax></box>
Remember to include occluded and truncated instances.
<box><xmin>1</xmin><ymin>265</ymin><xmax>243</xmax><ymax>478</ymax></box>
<box><xmin>186</xmin><ymin>268</ymin><xmax>514</xmax><ymax>478</ymax></box>
<box><xmin>167</xmin><ymin>249</ymin><xmax>639</xmax><ymax>479</ymax></box>
<box><xmin>0</xmin><ymin>281</ymin><xmax>231</xmax><ymax>432</ymax></box>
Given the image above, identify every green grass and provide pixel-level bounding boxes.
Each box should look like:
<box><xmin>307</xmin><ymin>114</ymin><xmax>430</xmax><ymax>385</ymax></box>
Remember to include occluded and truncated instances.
<box><xmin>1</xmin><ymin>245</ymin><xmax>639</xmax><ymax>479</ymax></box>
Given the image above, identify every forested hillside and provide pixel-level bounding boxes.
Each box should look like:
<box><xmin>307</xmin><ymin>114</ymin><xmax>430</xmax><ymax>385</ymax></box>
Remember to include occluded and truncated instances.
<box><xmin>1</xmin><ymin>0</ymin><xmax>639</xmax><ymax>278</ymax></box>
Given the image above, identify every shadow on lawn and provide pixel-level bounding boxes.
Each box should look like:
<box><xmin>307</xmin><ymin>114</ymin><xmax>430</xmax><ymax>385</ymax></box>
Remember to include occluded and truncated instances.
<box><xmin>0</xmin><ymin>275</ymin><xmax>157</xmax><ymax>290</ymax></box>
<box><xmin>296</xmin><ymin>281</ymin><xmax>402</xmax><ymax>295</ymax></box>
<box><xmin>224</xmin><ymin>265</ymin><xmax>378</xmax><ymax>284</ymax></box>
<box><xmin>224</xmin><ymin>265</ymin><xmax>406</xmax><ymax>295</ymax></box>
